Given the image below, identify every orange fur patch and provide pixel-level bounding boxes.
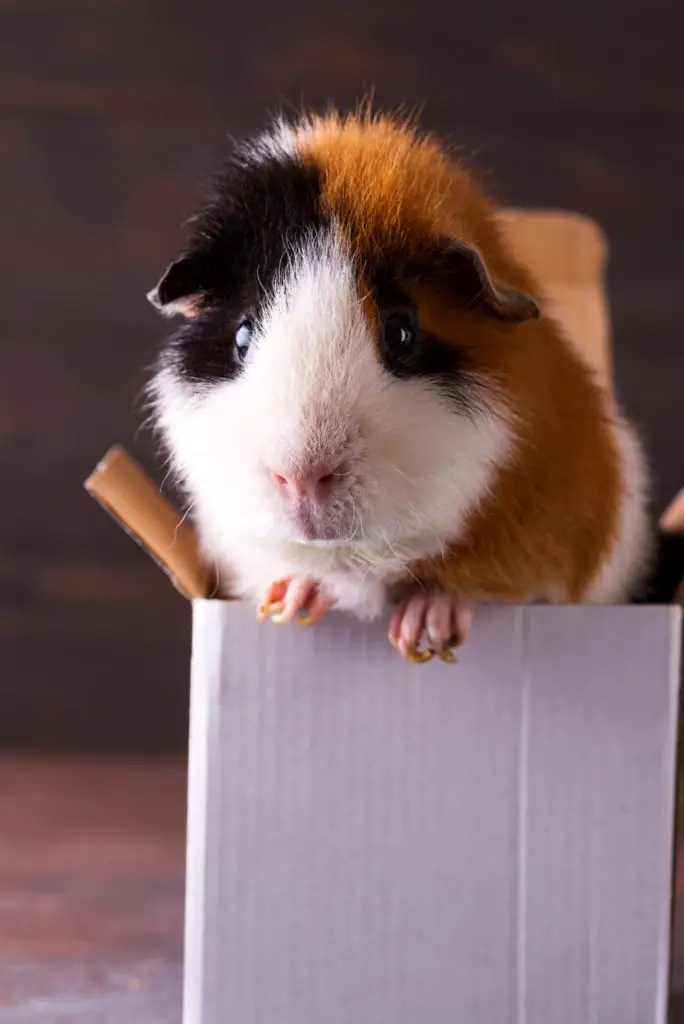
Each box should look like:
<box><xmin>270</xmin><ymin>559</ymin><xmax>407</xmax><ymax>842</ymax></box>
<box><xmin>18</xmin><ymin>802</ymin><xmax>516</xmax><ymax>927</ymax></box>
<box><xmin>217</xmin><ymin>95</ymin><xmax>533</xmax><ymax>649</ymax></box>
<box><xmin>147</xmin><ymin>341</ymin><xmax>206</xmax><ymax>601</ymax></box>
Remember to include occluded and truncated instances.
<box><xmin>298</xmin><ymin>108</ymin><xmax>623</xmax><ymax>602</ymax></box>
<box><xmin>298</xmin><ymin>108</ymin><xmax>505</xmax><ymax>271</ymax></box>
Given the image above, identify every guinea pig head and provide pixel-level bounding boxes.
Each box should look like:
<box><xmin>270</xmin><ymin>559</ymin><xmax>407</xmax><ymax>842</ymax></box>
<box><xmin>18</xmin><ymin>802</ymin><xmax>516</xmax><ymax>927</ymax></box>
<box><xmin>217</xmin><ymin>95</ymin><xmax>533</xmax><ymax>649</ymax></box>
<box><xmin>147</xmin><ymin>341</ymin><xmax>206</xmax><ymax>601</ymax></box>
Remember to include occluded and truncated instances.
<box><xmin>148</xmin><ymin>112</ymin><xmax>540</xmax><ymax>558</ymax></box>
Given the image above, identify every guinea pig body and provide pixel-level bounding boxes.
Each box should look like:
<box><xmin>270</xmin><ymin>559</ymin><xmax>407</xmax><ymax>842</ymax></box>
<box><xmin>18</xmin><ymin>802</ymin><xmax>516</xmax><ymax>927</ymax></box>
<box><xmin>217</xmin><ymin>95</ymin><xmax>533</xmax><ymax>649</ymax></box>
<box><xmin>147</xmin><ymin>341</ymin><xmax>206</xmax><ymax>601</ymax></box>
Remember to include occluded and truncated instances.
<box><xmin>148</xmin><ymin>108</ymin><xmax>651</xmax><ymax>660</ymax></box>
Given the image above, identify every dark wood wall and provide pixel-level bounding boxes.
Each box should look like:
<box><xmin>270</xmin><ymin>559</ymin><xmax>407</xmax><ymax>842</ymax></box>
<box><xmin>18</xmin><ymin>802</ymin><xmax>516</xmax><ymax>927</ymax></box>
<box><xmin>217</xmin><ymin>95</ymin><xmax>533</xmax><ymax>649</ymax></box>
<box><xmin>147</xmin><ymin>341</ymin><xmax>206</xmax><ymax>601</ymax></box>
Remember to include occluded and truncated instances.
<box><xmin>1</xmin><ymin>0</ymin><xmax>682</xmax><ymax>751</ymax></box>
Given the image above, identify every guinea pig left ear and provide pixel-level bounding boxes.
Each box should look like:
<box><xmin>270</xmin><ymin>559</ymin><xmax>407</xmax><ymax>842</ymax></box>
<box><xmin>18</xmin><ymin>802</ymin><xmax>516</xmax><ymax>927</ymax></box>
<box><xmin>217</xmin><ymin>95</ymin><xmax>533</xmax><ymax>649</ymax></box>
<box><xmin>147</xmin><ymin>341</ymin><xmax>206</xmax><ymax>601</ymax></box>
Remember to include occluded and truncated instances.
<box><xmin>430</xmin><ymin>239</ymin><xmax>541</xmax><ymax>323</ymax></box>
<box><xmin>146</xmin><ymin>252</ymin><xmax>210</xmax><ymax>319</ymax></box>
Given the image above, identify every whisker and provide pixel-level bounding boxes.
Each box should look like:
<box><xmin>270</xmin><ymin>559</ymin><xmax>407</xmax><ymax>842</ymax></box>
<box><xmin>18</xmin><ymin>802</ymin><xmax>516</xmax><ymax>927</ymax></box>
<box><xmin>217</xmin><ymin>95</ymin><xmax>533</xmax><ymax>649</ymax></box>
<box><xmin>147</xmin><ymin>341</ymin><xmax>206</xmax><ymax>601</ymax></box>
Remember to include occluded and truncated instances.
<box><xmin>171</xmin><ymin>501</ymin><xmax>196</xmax><ymax>546</ymax></box>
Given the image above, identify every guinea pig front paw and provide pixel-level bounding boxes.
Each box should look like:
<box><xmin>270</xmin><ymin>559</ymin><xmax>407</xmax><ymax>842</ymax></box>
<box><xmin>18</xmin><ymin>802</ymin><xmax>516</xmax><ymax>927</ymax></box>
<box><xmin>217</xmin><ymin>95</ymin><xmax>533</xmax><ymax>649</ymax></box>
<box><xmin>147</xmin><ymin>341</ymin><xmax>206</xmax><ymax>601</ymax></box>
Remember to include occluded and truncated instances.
<box><xmin>388</xmin><ymin>589</ymin><xmax>472</xmax><ymax>665</ymax></box>
<box><xmin>257</xmin><ymin>576</ymin><xmax>333</xmax><ymax>627</ymax></box>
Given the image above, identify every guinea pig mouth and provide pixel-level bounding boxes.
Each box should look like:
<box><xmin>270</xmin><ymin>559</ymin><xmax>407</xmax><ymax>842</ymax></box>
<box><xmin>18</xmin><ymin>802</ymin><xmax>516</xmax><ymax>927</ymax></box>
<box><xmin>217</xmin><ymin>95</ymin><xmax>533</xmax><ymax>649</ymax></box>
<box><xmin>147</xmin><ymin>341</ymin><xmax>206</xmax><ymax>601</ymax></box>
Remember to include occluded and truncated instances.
<box><xmin>290</xmin><ymin>497</ymin><xmax>358</xmax><ymax>545</ymax></box>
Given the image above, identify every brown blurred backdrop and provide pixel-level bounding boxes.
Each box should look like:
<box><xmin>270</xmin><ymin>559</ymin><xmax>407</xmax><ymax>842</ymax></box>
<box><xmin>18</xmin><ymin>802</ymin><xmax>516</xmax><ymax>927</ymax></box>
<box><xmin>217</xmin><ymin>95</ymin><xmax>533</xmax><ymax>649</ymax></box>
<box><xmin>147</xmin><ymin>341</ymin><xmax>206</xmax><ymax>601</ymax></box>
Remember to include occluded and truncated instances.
<box><xmin>1</xmin><ymin>1</ymin><xmax>682</xmax><ymax>752</ymax></box>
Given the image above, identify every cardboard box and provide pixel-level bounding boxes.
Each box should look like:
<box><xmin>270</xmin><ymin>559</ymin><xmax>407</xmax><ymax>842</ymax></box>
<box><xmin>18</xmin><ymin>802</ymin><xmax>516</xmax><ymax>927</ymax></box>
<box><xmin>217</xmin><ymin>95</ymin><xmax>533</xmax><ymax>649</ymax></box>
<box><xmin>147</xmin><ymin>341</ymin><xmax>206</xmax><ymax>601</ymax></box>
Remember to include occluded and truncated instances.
<box><xmin>87</xmin><ymin>210</ymin><xmax>684</xmax><ymax>1024</ymax></box>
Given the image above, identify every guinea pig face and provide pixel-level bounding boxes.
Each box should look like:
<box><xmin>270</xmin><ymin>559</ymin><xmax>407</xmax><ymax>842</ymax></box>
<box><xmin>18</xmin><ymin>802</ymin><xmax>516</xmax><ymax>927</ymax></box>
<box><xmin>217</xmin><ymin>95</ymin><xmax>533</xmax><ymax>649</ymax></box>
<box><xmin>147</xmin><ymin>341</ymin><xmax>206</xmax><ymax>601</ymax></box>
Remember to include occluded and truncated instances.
<box><xmin>148</xmin><ymin>114</ymin><xmax>539</xmax><ymax>557</ymax></box>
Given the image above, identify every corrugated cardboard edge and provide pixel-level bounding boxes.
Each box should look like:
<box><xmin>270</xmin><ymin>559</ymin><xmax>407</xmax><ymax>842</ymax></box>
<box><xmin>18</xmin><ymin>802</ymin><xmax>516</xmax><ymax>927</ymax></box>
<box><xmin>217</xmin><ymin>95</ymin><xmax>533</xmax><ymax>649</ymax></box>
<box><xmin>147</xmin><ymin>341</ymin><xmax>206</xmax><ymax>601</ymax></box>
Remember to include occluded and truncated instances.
<box><xmin>84</xmin><ymin>445</ymin><xmax>214</xmax><ymax>600</ymax></box>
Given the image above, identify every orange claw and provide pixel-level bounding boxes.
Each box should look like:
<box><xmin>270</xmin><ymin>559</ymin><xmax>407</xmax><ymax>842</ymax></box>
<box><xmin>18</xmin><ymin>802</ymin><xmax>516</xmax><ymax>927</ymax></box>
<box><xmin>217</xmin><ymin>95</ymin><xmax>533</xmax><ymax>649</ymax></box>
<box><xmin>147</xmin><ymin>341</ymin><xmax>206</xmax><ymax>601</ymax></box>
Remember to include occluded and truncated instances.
<box><xmin>258</xmin><ymin>577</ymin><xmax>333</xmax><ymax>627</ymax></box>
<box><xmin>394</xmin><ymin>640</ymin><xmax>455</xmax><ymax>665</ymax></box>
<box><xmin>389</xmin><ymin>592</ymin><xmax>469</xmax><ymax>665</ymax></box>
<box><xmin>257</xmin><ymin>600</ymin><xmax>285</xmax><ymax>623</ymax></box>
<box><xmin>397</xmin><ymin>638</ymin><xmax>435</xmax><ymax>664</ymax></box>
<box><xmin>257</xmin><ymin>579</ymin><xmax>291</xmax><ymax>622</ymax></box>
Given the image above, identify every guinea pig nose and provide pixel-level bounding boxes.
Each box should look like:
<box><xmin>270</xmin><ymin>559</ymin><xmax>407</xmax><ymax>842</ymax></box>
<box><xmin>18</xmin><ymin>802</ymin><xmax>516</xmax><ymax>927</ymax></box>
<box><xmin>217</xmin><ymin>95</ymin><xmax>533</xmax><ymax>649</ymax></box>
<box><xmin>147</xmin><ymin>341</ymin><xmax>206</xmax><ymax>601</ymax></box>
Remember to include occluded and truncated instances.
<box><xmin>271</xmin><ymin>464</ymin><xmax>348</xmax><ymax>502</ymax></box>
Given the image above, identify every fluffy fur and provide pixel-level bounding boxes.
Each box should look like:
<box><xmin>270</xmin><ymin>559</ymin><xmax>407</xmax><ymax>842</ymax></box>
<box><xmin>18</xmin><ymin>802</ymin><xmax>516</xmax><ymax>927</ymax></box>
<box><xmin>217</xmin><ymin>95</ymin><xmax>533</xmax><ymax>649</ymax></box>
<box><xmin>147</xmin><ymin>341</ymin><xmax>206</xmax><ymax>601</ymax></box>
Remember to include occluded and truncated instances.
<box><xmin>148</xmin><ymin>107</ymin><xmax>651</xmax><ymax>623</ymax></box>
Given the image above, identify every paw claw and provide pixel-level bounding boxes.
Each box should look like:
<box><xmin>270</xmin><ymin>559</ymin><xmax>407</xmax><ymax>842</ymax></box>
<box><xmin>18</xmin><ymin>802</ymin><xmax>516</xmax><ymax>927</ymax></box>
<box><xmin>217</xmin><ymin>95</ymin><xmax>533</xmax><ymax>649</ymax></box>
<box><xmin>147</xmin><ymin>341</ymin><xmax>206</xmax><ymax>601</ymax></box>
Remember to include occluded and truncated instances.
<box><xmin>398</xmin><ymin>639</ymin><xmax>435</xmax><ymax>664</ymax></box>
<box><xmin>257</xmin><ymin>578</ymin><xmax>332</xmax><ymax>627</ymax></box>
<box><xmin>435</xmin><ymin>632</ymin><xmax>465</xmax><ymax>664</ymax></box>
<box><xmin>258</xmin><ymin>600</ymin><xmax>285</xmax><ymax>622</ymax></box>
<box><xmin>389</xmin><ymin>590</ymin><xmax>471</xmax><ymax>665</ymax></box>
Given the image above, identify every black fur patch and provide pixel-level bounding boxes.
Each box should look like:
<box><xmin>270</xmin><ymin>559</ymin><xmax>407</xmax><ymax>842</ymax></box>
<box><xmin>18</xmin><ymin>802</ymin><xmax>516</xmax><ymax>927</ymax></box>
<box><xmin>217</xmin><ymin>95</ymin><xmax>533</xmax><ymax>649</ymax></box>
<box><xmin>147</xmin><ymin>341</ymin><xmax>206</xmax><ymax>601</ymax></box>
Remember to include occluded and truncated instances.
<box><xmin>161</xmin><ymin>145</ymin><xmax>326</xmax><ymax>385</ymax></box>
<box><xmin>154</xmin><ymin>136</ymin><xmax>490</xmax><ymax>411</ymax></box>
<box><xmin>630</xmin><ymin>528</ymin><xmax>684</xmax><ymax>604</ymax></box>
<box><xmin>372</xmin><ymin>271</ymin><xmax>482</xmax><ymax>415</ymax></box>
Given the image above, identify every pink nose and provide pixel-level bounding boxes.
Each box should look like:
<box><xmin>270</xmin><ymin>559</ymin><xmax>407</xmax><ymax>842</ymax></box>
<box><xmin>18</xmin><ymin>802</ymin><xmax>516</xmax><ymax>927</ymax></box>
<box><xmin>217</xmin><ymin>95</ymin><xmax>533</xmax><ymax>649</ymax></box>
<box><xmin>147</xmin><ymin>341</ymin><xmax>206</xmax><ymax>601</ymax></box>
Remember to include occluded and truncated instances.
<box><xmin>271</xmin><ymin>464</ymin><xmax>346</xmax><ymax>502</ymax></box>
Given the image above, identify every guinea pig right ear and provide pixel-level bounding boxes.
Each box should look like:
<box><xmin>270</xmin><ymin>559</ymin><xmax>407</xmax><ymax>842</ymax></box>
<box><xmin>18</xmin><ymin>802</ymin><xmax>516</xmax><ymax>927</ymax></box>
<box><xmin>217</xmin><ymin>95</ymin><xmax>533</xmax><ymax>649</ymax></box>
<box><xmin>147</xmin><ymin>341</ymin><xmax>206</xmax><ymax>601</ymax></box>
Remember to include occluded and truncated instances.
<box><xmin>146</xmin><ymin>251</ymin><xmax>210</xmax><ymax>319</ymax></box>
<box><xmin>427</xmin><ymin>239</ymin><xmax>541</xmax><ymax>324</ymax></box>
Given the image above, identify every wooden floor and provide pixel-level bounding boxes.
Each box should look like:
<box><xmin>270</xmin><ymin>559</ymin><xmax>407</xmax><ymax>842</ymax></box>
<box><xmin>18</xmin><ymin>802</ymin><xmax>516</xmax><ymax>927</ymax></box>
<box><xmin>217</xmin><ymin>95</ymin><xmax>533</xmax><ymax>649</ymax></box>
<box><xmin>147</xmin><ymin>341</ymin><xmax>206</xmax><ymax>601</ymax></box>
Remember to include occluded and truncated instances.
<box><xmin>0</xmin><ymin>757</ymin><xmax>683</xmax><ymax>1022</ymax></box>
<box><xmin>0</xmin><ymin>759</ymin><xmax>185</xmax><ymax>1022</ymax></box>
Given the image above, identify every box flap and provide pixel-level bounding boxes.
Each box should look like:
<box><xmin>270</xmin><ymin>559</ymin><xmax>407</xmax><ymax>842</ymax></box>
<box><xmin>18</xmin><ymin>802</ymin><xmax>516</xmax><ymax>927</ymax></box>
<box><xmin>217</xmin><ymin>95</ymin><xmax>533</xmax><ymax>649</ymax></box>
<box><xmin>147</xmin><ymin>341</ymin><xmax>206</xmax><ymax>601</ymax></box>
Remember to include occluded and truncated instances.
<box><xmin>661</xmin><ymin>488</ymin><xmax>684</xmax><ymax>535</ymax></box>
<box><xmin>84</xmin><ymin>445</ymin><xmax>213</xmax><ymax>600</ymax></box>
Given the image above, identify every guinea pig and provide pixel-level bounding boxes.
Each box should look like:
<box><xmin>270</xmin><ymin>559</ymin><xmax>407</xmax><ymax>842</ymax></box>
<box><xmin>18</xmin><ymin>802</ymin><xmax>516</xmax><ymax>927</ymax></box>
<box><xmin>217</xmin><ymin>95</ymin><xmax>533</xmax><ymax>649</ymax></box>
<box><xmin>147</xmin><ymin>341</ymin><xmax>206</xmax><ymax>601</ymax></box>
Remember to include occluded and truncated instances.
<box><xmin>147</xmin><ymin>107</ymin><xmax>652</xmax><ymax>663</ymax></box>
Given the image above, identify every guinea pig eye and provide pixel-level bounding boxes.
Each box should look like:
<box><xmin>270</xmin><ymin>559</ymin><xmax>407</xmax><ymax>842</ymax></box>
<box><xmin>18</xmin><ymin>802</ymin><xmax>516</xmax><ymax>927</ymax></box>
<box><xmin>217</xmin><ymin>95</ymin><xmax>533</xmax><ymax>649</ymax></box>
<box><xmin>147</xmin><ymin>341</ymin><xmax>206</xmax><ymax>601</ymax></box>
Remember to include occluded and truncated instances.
<box><xmin>382</xmin><ymin>311</ymin><xmax>417</xmax><ymax>354</ymax></box>
<box><xmin>234</xmin><ymin>319</ymin><xmax>254</xmax><ymax>360</ymax></box>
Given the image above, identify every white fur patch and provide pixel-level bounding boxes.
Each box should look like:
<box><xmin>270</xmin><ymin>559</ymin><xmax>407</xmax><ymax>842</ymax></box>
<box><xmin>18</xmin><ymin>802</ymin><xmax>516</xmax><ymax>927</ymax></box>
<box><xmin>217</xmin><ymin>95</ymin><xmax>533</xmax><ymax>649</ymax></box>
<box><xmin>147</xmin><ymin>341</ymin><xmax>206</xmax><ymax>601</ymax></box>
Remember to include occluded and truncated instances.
<box><xmin>242</xmin><ymin>119</ymin><xmax>299</xmax><ymax>162</ymax></box>
<box><xmin>582</xmin><ymin>400</ymin><xmax>652</xmax><ymax>603</ymax></box>
<box><xmin>544</xmin><ymin>317</ymin><xmax>652</xmax><ymax>604</ymax></box>
<box><xmin>151</xmin><ymin>228</ymin><xmax>515</xmax><ymax>618</ymax></box>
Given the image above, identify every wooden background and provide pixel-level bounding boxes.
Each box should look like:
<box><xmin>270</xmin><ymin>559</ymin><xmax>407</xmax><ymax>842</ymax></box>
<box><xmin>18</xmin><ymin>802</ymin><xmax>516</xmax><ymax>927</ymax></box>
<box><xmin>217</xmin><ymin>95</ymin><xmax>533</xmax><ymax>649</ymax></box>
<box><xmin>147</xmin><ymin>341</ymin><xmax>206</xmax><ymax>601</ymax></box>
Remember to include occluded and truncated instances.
<box><xmin>1</xmin><ymin>0</ymin><xmax>682</xmax><ymax>751</ymax></box>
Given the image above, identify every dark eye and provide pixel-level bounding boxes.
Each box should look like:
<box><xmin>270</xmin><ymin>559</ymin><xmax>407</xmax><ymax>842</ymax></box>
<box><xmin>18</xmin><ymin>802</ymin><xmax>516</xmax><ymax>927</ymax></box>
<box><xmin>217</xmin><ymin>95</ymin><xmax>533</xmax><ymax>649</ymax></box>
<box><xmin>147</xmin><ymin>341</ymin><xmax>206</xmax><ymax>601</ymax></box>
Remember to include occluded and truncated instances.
<box><xmin>235</xmin><ymin>319</ymin><xmax>254</xmax><ymax>360</ymax></box>
<box><xmin>383</xmin><ymin>311</ymin><xmax>417</xmax><ymax>353</ymax></box>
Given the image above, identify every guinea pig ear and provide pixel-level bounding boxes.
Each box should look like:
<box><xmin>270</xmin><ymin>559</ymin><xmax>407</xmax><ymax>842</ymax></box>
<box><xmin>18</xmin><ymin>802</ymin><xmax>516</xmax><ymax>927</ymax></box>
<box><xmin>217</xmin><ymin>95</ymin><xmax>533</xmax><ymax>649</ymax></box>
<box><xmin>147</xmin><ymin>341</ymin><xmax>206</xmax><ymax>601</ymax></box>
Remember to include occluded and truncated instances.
<box><xmin>146</xmin><ymin>251</ymin><xmax>210</xmax><ymax>319</ymax></box>
<box><xmin>430</xmin><ymin>239</ymin><xmax>541</xmax><ymax>323</ymax></box>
